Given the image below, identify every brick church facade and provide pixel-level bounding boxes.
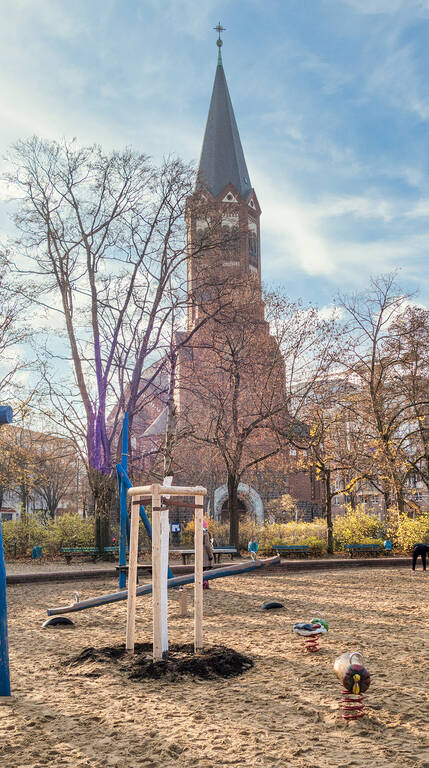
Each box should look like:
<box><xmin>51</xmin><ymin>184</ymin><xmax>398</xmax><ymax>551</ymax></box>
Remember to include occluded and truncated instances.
<box><xmin>132</xmin><ymin>38</ymin><xmax>322</xmax><ymax>524</ymax></box>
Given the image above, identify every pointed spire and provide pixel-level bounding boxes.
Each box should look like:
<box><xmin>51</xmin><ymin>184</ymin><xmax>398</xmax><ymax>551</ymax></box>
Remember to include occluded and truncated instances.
<box><xmin>196</xmin><ymin>28</ymin><xmax>252</xmax><ymax>199</ymax></box>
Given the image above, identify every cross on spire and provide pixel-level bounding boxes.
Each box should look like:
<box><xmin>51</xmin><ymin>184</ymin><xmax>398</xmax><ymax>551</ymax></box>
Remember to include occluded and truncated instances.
<box><xmin>214</xmin><ymin>22</ymin><xmax>225</xmax><ymax>41</ymax></box>
<box><xmin>213</xmin><ymin>22</ymin><xmax>225</xmax><ymax>64</ymax></box>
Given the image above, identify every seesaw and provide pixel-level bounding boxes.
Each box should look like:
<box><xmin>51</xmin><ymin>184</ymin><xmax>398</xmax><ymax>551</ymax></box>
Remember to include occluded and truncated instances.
<box><xmin>46</xmin><ymin>556</ymin><xmax>280</xmax><ymax>616</ymax></box>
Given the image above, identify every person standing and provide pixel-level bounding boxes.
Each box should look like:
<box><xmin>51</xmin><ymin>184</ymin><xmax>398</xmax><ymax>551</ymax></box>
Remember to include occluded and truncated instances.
<box><xmin>202</xmin><ymin>519</ymin><xmax>214</xmax><ymax>588</ymax></box>
<box><xmin>412</xmin><ymin>543</ymin><xmax>429</xmax><ymax>571</ymax></box>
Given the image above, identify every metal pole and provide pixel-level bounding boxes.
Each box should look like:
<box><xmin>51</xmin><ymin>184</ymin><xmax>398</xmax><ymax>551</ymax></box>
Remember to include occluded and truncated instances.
<box><xmin>118</xmin><ymin>413</ymin><xmax>129</xmax><ymax>589</ymax></box>
<box><xmin>0</xmin><ymin>521</ymin><xmax>10</xmax><ymax>698</ymax></box>
<box><xmin>117</xmin><ymin>464</ymin><xmax>174</xmax><ymax>580</ymax></box>
<box><xmin>0</xmin><ymin>404</ymin><xmax>12</xmax><ymax>701</ymax></box>
<box><xmin>75</xmin><ymin>458</ymin><xmax>79</xmax><ymax>516</ymax></box>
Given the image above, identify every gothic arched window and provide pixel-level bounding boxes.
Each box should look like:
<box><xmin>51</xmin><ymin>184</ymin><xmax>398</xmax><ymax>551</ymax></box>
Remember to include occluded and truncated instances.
<box><xmin>222</xmin><ymin>215</ymin><xmax>239</xmax><ymax>263</ymax></box>
<box><xmin>248</xmin><ymin>220</ymin><xmax>258</xmax><ymax>268</ymax></box>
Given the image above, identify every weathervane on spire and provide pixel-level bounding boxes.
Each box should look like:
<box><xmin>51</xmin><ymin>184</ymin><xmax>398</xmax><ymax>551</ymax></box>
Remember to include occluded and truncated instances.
<box><xmin>213</xmin><ymin>22</ymin><xmax>225</xmax><ymax>64</ymax></box>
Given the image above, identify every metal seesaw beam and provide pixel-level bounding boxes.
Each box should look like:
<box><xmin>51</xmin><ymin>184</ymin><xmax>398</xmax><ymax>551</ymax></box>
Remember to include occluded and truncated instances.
<box><xmin>46</xmin><ymin>557</ymin><xmax>280</xmax><ymax>616</ymax></box>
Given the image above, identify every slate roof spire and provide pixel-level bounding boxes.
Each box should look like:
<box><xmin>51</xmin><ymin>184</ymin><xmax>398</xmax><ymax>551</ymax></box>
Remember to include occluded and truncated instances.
<box><xmin>196</xmin><ymin>28</ymin><xmax>252</xmax><ymax>199</ymax></box>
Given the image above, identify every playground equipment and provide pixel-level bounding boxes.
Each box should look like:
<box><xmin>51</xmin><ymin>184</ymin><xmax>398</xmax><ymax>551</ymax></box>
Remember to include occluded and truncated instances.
<box><xmin>261</xmin><ymin>601</ymin><xmax>284</xmax><ymax>610</ymax></box>
<box><xmin>126</xmin><ymin>482</ymin><xmax>208</xmax><ymax>659</ymax></box>
<box><xmin>178</xmin><ymin>587</ymin><xmax>189</xmax><ymax>617</ymax></box>
<box><xmin>0</xmin><ymin>406</ymin><xmax>12</xmax><ymax>425</ymax></box>
<box><xmin>333</xmin><ymin>651</ymin><xmax>371</xmax><ymax>720</ymax></box>
<box><xmin>0</xmin><ymin>405</ymin><xmax>12</xmax><ymax>702</ymax></box>
<box><xmin>293</xmin><ymin>617</ymin><xmax>328</xmax><ymax>652</ymax></box>
<box><xmin>46</xmin><ymin>557</ymin><xmax>278</xmax><ymax>615</ymax></box>
<box><xmin>47</xmin><ymin>412</ymin><xmax>280</xmax><ymax>659</ymax></box>
<box><xmin>116</xmin><ymin>413</ymin><xmax>174</xmax><ymax>591</ymax></box>
<box><xmin>0</xmin><ymin>516</ymin><xmax>11</xmax><ymax>702</ymax></box>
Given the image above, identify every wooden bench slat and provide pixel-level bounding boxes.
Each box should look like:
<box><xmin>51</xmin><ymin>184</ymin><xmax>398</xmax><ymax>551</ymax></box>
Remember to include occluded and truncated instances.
<box><xmin>170</xmin><ymin>547</ymin><xmax>238</xmax><ymax>565</ymax></box>
<box><xmin>273</xmin><ymin>544</ymin><xmax>309</xmax><ymax>558</ymax></box>
<box><xmin>60</xmin><ymin>547</ymin><xmax>100</xmax><ymax>564</ymax></box>
<box><xmin>344</xmin><ymin>544</ymin><xmax>382</xmax><ymax>558</ymax></box>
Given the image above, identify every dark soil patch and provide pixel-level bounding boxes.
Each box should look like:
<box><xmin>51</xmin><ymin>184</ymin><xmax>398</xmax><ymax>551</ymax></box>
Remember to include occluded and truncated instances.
<box><xmin>62</xmin><ymin>642</ymin><xmax>253</xmax><ymax>682</ymax></box>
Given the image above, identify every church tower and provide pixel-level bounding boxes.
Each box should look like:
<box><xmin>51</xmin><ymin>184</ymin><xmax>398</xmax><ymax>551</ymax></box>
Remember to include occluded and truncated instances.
<box><xmin>136</xmin><ymin>28</ymin><xmax>321</xmax><ymax>525</ymax></box>
<box><xmin>186</xmin><ymin>27</ymin><xmax>263</xmax><ymax>330</ymax></box>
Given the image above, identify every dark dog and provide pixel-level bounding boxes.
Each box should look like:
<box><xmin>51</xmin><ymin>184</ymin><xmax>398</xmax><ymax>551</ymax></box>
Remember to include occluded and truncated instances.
<box><xmin>412</xmin><ymin>543</ymin><xmax>429</xmax><ymax>571</ymax></box>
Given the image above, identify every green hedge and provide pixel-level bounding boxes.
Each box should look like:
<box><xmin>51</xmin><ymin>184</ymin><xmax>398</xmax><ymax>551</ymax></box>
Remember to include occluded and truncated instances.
<box><xmin>333</xmin><ymin>506</ymin><xmax>381</xmax><ymax>548</ymax></box>
<box><xmin>181</xmin><ymin>518</ymin><xmax>328</xmax><ymax>555</ymax></box>
<box><xmin>387</xmin><ymin>512</ymin><xmax>429</xmax><ymax>553</ymax></box>
<box><xmin>5</xmin><ymin>506</ymin><xmax>428</xmax><ymax>559</ymax></box>
<box><xmin>2</xmin><ymin>514</ymin><xmax>95</xmax><ymax>556</ymax></box>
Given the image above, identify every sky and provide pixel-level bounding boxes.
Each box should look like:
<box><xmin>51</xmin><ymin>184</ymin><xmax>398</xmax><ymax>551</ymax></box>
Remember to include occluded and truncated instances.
<box><xmin>1</xmin><ymin>0</ymin><xmax>429</xmax><ymax>310</ymax></box>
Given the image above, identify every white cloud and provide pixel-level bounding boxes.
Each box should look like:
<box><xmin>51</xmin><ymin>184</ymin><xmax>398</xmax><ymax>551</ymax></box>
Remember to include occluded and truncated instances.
<box><xmin>405</xmin><ymin>199</ymin><xmax>429</xmax><ymax>218</ymax></box>
<box><xmin>338</xmin><ymin>0</ymin><xmax>425</xmax><ymax>13</ymax></box>
<box><xmin>254</xmin><ymin>177</ymin><xmax>335</xmax><ymax>276</ymax></box>
<box><xmin>318</xmin><ymin>304</ymin><xmax>344</xmax><ymax>321</ymax></box>
<box><xmin>364</xmin><ymin>37</ymin><xmax>429</xmax><ymax>121</ymax></box>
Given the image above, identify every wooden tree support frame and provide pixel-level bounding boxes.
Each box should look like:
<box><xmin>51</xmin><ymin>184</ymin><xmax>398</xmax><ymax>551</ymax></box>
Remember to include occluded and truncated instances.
<box><xmin>126</xmin><ymin>484</ymin><xmax>207</xmax><ymax>661</ymax></box>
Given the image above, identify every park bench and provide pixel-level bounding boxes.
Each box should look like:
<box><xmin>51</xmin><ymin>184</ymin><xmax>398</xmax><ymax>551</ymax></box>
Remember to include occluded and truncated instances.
<box><xmin>115</xmin><ymin>563</ymin><xmax>152</xmax><ymax>583</ymax></box>
<box><xmin>170</xmin><ymin>547</ymin><xmax>238</xmax><ymax>565</ymax></box>
<box><xmin>344</xmin><ymin>543</ymin><xmax>382</xmax><ymax>558</ymax></box>
<box><xmin>60</xmin><ymin>547</ymin><xmax>100</xmax><ymax>564</ymax></box>
<box><xmin>272</xmin><ymin>544</ymin><xmax>309</xmax><ymax>558</ymax></box>
<box><xmin>104</xmin><ymin>546</ymin><xmax>145</xmax><ymax>561</ymax></box>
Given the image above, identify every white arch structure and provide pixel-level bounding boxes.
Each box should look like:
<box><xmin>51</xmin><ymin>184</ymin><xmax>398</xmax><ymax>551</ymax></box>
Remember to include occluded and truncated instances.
<box><xmin>214</xmin><ymin>483</ymin><xmax>264</xmax><ymax>524</ymax></box>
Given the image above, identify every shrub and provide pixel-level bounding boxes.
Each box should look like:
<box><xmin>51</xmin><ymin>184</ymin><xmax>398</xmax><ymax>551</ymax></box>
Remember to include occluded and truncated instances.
<box><xmin>388</xmin><ymin>512</ymin><xmax>429</xmax><ymax>553</ymax></box>
<box><xmin>181</xmin><ymin>519</ymin><xmax>229</xmax><ymax>546</ymax></box>
<box><xmin>256</xmin><ymin>520</ymin><xmax>327</xmax><ymax>554</ymax></box>
<box><xmin>179</xmin><ymin>518</ymin><xmax>329</xmax><ymax>554</ymax></box>
<box><xmin>303</xmin><ymin>537</ymin><xmax>327</xmax><ymax>556</ymax></box>
<box><xmin>2</xmin><ymin>515</ymin><xmax>48</xmax><ymax>556</ymax></box>
<box><xmin>45</xmin><ymin>513</ymin><xmax>95</xmax><ymax>554</ymax></box>
<box><xmin>333</xmin><ymin>505</ymin><xmax>380</xmax><ymax>549</ymax></box>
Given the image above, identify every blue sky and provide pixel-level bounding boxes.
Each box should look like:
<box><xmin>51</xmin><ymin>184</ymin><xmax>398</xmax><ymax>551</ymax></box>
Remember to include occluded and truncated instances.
<box><xmin>1</xmin><ymin>0</ymin><xmax>429</xmax><ymax>309</ymax></box>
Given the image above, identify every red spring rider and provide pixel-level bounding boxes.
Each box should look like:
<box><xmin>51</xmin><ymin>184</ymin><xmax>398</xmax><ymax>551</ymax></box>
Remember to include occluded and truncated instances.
<box><xmin>333</xmin><ymin>651</ymin><xmax>371</xmax><ymax>720</ymax></box>
<box><xmin>293</xmin><ymin>617</ymin><xmax>329</xmax><ymax>652</ymax></box>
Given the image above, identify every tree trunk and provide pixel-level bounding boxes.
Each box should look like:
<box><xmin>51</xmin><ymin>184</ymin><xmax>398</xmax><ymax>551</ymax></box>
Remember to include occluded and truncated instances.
<box><xmin>88</xmin><ymin>468</ymin><xmax>116</xmax><ymax>554</ymax></box>
<box><xmin>383</xmin><ymin>489</ymin><xmax>391</xmax><ymax>514</ymax></box>
<box><xmin>396</xmin><ymin>489</ymin><xmax>406</xmax><ymax>515</ymax></box>
<box><xmin>227</xmin><ymin>472</ymin><xmax>240</xmax><ymax>549</ymax></box>
<box><xmin>325</xmin><ymin>470</ymin><xmax>333</xmax><ymax>555</ymax></box>
<box><xmin>163</xmin><ymin>349</ymin><xmax>177</xmax><ymax>479</ymax></box>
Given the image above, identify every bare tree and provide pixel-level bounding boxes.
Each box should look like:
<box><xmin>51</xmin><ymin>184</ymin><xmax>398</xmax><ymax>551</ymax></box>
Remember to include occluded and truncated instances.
<box><xmin>384</xmin><ymin>305</ymin><xmax>429</xmax><ymax>504</ymax></box>
<box><xmin>298</xmin><ymin>376</ymin><xmax>371</xmax><ymax>552</ymax></box>
<box><xmin>34</xmin><ymin>438</ymin><xmax>77</xmax><ymax>519</ymax></box>
<box><xmin>4</xmin><ymin>137</ymin><xmax>237</xmax><ymax>548</ymax></box>
<box><xmin>338</xmin><ymin>275</ymin><xmax>417</xmax><ymax>514</ymax></box>
<box><xmin>176</xmin><ymin>286</ymin><xmax>337</xmax><ymax>547</ymax></box>
<box><xmin>0</xmin><ymin>255</ymin><xmax>29</xmax><ymax>401</ymax></box>
<box><xmin>3</xmin><ymin>138</ymin><xmax>219</xmax><ymax>548</ymax></box>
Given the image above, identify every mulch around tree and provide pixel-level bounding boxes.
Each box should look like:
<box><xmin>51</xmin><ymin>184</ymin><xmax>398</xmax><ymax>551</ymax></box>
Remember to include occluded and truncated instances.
<box><xmin>62</xmin><ymin>642</ymin><xmax>254</xmax><ymax>682</ymax></box>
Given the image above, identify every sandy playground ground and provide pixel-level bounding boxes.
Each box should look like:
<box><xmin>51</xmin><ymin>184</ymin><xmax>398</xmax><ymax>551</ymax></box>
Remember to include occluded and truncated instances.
<box><xmin>1</xmin><ymin>566</ymin><xmax>428</xmax><ymax>768</ymax></box>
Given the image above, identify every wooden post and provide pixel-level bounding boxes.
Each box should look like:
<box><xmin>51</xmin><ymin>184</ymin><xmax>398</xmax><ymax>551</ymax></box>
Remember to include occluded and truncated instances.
<box><xmin>160</xmin><ymin>504</ymin><xmax>169</xmax><ymax>654</ymax></box>
<box><xmin>152</xmin><ymin>485</ymin><xmax>163</xmax><ymax>661</ymax></box>
<box><xmin>125</xmin><ymin>490</ymin><xmax>141</xmax><ymax>652</ymax></box>
<box><xmin>194</xmin><ymin>495</ymin><xmax>204</xmax><ymax>651</ymax></box>
<box><xmin>179</xmin><ymin>588</ymin><xmax>188</xmax><ymax>617</ymax></box>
